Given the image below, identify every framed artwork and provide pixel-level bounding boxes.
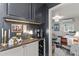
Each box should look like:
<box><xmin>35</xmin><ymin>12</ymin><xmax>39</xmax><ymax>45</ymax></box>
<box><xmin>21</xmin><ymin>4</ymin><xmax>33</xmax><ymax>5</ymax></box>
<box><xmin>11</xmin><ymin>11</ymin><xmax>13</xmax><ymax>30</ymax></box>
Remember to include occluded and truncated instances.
<box><xmin>53</xmin><ymin>23</ymin><xmax>60</xmax><ymax>31</ymax></box>
<box><xmin>11</xmin><ymin>24</ymin><xmax>23</xmax><ymax>33</ymax></box>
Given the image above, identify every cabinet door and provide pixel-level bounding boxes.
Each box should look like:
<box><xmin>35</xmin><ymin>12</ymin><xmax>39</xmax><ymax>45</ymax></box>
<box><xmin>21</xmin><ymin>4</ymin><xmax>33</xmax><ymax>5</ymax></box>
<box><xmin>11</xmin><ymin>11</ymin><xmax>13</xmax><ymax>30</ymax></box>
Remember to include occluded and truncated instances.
<box><xmin>24</xmin><ymin>41</ymin><xmax>39</xmax><ymax>56</ymax></box>
<box><xmin>0</xmin><ymin>46</ymin><xmax>24</xmax><ymax>56</ymax></box>
<box><xmin>31</xmin><ymin>4</ymin><xmax>36</xmax><ymax>20</ymax></box>
<box><xmin>23</xmin><ymin>45</ymin><xmax>29</xmax><ymax>56</ymax></box>
<box><xmin>27</xmin><ymin>41</ymin><xmax>39</xmax><ymax>56</ymax></box>
<box><xmin>8</xmin><ymin>3</ymin><xmax>29</xmax><ymax>19</ymax></box>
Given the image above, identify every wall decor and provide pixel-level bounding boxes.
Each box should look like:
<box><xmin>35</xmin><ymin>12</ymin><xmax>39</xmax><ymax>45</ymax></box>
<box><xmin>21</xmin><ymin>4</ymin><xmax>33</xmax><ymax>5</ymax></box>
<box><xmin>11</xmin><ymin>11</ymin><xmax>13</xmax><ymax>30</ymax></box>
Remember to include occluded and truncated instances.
<box><xmin>53</xmin><ymin>23</ymin><xmax>60</xmax><ymax>31</ymax></box>
<box><xmin>11</xmin><ymin>24</ymin><xmax>23</xmax><ymax>33</ymax></box>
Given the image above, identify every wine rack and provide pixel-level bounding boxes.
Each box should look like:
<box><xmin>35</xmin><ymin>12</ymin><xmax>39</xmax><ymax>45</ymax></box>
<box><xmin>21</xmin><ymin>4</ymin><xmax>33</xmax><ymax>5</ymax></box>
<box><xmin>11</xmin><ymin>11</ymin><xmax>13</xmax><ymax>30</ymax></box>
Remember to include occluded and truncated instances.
<box><xmin>39</xmin><ymin>40</ymin><xmax>44</xmax><ymax>56</ymax></box>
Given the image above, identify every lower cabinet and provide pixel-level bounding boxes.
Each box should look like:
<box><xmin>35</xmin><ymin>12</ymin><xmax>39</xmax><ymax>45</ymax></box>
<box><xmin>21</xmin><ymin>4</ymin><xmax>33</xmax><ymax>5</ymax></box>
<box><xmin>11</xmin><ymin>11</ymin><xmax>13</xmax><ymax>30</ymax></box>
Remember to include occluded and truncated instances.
<box><xmin>24</xmin><ymin>41</ymin><xmax>39</xmax><ymax>56</ymax></box>
<box><xmin>0</xmin><ymin>46</ymin><xmax>24</xmax><ymax>56</ymax></box>
<box><xmin>0</xmin><ymin>41</ymin><xmax>38</xmax><ymax>56</ymax></box>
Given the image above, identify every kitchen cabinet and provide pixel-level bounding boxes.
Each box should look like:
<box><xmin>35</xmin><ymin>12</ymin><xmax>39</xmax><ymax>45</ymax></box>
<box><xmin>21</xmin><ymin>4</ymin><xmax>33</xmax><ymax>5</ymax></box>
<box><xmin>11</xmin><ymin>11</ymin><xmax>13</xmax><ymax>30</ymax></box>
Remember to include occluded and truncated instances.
<box><xmin>34</xmin><ymin>7</ymin><xmax>43</xmax><ymax>22</ymax></box>
<box><xmin>26</xmin><ymin>41</ymin><xmax>39</xmax><ymax>56</ymax></box>
<box><xmin>0</xmin><ymin>46</ymin><xmax>24</xmax><ymax>56</ymax></box>
<box><xmin>7</xmin><ymin>3</ymin><xmax>44</xmax><ymax>22</ymax></box>
<box><xmin>7</xmin><ymin>3</ymin><xmax>30</xmax><ymax>19</ymax></box>
<box><xmin>31</xmin><ymin>4</ymin><xmax>37</xmax><ymax>20</ymax></box>
<box><xmin>7</xmin><ymin>3</ymin><xmax>37</xmax><ymax>20</ymax></box>
<box><xmin>0</xmin><ymin>41</ymin><xmax>39</xmax><ymax>56</ymax></box>
<box><xmin>35</xmin><ymin>12</ymin><xmax>43</xmax><ymax>23</ymax></box>
<box><xmin>24</xmin><ymin>41</ymin><xmax>38</xmax><ymax>56</ymax></box>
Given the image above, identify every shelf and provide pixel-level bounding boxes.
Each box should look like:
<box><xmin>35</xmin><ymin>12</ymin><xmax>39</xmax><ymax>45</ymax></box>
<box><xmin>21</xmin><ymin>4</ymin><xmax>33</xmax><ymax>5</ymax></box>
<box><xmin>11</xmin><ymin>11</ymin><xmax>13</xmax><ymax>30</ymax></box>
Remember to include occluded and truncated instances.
<box><xmin>5</xmin><ymin>18</ymin><xmax>42</xmax><ymax>25</ymax></box>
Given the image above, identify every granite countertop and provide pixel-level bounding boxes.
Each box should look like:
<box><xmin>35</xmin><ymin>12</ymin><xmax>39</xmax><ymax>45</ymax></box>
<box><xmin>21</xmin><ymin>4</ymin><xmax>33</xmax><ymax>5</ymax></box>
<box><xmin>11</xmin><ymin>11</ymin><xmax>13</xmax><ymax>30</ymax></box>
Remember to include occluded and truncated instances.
<box><xmin>0</xmin><ymin>38</ymin><xmax>42</xmax><ymax>52</ymax></box>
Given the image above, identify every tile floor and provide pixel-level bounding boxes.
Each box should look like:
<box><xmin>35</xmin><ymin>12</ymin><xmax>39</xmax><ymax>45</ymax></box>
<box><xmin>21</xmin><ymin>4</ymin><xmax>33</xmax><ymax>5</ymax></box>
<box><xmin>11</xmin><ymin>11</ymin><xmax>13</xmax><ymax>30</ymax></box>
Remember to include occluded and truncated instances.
<box><xmin>52</xmin><ymin>46</ymin><xmax>73</xmax><ymax>56</ymax></box>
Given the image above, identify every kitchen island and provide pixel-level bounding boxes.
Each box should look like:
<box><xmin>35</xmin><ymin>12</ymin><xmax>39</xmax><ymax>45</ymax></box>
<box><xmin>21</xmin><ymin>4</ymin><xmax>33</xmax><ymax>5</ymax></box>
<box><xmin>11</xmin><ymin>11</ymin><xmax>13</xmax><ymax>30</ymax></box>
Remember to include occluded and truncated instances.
<box><xmin>0</xmin><ymin>38</ymin><xmax>41</xmax><ymax>56</ymax></box>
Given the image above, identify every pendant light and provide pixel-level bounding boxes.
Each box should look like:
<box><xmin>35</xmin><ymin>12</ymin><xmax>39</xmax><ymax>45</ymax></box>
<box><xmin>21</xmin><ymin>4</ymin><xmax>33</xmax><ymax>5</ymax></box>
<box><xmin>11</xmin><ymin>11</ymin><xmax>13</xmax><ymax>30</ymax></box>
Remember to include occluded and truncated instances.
<box><xmin>52</xmin><ymin>15</ymin><xmax>64</xmax><ymax>22</ymax></box>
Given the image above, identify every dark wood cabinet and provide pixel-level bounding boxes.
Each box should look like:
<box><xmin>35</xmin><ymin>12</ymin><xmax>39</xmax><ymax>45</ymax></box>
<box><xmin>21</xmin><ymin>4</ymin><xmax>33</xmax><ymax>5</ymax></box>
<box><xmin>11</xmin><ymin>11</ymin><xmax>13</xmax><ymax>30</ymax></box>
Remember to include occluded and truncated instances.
<box><xmin>7</xmin><ymin>3</ymin><xmax>44</xmax><ymax>23</ymax></box>
<box><xmin>7</xmin><ymin>3</ymin><xmax>30</xmax><ymax>19</ymax></box>
<box><xmin>7</xmin><ymin>3</ymin><xmax>43</xmax><ymax>23</ymax></box>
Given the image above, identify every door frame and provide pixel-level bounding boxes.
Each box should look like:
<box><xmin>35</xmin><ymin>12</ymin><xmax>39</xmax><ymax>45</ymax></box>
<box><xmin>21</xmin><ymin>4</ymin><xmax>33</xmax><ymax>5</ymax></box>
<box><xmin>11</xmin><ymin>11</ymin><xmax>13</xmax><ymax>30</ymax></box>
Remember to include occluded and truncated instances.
<box><xmin>48</xmin><ymin>3</ymin><xmax>64</xmax><ymax>56</ymax></box>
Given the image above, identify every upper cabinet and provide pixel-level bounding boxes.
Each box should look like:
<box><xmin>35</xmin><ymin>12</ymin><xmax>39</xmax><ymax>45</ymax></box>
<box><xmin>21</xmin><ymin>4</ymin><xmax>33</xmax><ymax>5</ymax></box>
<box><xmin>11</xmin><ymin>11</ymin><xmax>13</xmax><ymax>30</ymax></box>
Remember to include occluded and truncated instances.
<box><xmin>7</xmin><ymin>3</ymin><xmax>44</xmax><ymax>23</ymax></box>
<box><xmin>7</xmin><ymin>3</ymin><xmax>30</xmax><ymax>19</ymax></box>
<box><xmin>33</xmin><ymin>4</ymin><xmax>44</xmax><ymax>23</ymax></box>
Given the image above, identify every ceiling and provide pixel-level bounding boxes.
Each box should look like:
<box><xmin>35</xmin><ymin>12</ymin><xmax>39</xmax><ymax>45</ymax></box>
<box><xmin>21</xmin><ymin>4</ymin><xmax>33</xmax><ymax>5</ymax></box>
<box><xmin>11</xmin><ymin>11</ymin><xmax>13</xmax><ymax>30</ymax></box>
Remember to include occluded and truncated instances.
<box><xmin>46</xmin><ymin>3</ymin><xmax>60</xmax><ymax>8</ymax></box>
<box><xmin>34</xmin><ymin>3</ymin><xmax>59</xmax><ymax>10</ymax></box>
<box><xmin>51</xmin><ymin>3</ymin><xmax>79</xmax><ymax>19</ymax></box>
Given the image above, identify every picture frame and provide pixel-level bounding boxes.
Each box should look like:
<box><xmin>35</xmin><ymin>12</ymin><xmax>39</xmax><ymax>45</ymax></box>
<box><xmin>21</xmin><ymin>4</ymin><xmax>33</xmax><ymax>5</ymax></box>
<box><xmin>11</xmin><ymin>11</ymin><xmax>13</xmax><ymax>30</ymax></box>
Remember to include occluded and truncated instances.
<box><xmin>53</xmin><ymin>23</ymin><xmax>60</xmax><ymax>31</ymax></box>
<box><xmin>11</xmin><ymin>24</ymin><xmax>23</xmax><ymax>33</ymax></box>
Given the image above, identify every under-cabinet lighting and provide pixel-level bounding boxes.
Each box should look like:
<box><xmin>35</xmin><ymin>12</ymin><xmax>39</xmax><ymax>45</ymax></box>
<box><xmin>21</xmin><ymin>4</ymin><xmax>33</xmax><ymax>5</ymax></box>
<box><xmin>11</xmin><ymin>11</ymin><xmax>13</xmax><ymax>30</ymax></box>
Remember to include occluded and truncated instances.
<box><xmin>5</xmin><ymin>19</ymin><xmax>41</xmax><ymax>25</ymax></box>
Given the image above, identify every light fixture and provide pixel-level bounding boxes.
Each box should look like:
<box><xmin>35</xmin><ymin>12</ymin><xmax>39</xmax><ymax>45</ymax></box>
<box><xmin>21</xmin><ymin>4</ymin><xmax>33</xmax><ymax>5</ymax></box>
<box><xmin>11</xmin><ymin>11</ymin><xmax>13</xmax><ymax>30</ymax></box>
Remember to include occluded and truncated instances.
<box><xmin>28</xmin><ymin>30</ymin><xmax>33</xmax><ymax>35</ymax></box>
<box><xmin>74</xmin><ymin>32</ymin><xmax>79</xmax><ymax>37</ymax></box>
<box><xmin>52</xmin><ymin>15</ymin><xmax>64</xmax><ymax>22</ymax></box>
